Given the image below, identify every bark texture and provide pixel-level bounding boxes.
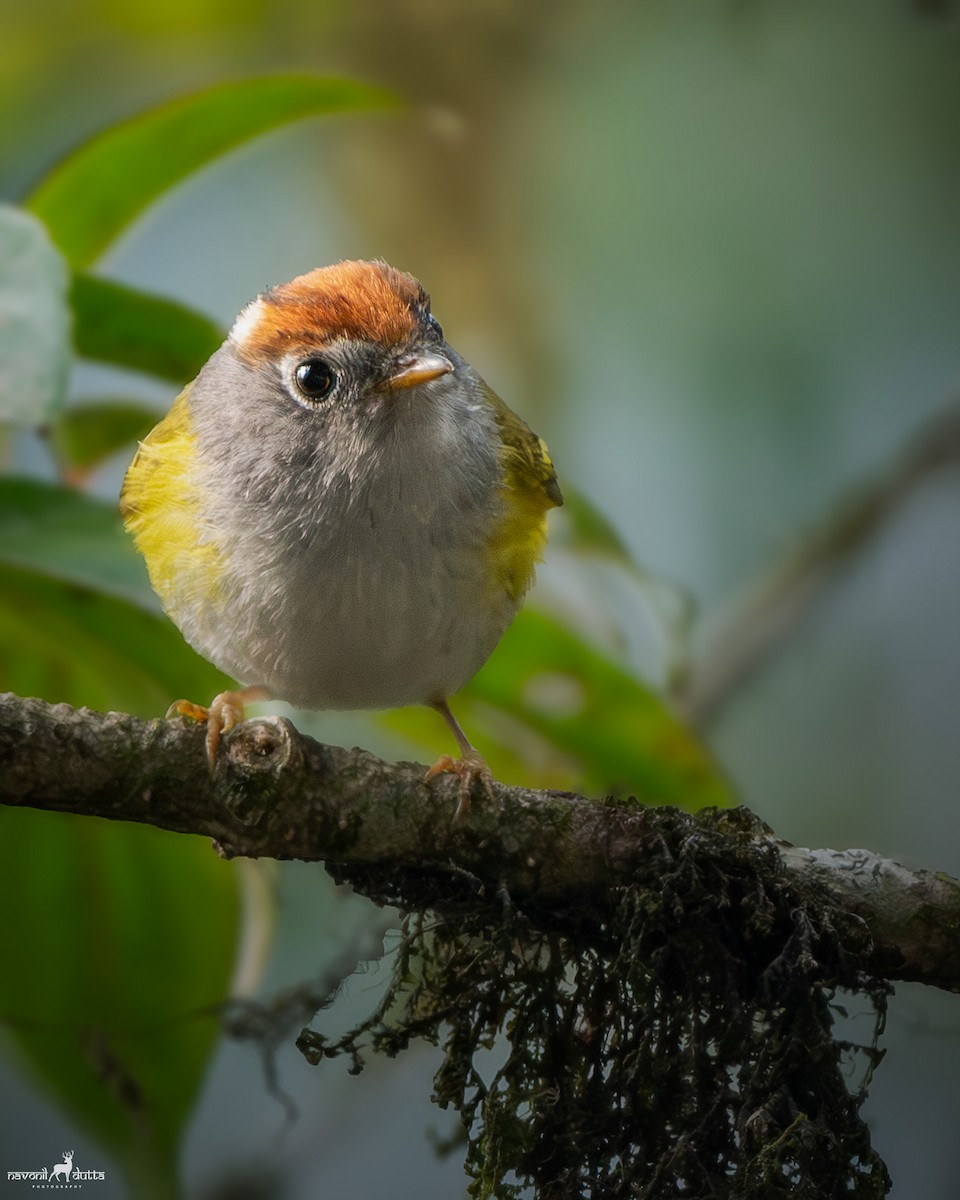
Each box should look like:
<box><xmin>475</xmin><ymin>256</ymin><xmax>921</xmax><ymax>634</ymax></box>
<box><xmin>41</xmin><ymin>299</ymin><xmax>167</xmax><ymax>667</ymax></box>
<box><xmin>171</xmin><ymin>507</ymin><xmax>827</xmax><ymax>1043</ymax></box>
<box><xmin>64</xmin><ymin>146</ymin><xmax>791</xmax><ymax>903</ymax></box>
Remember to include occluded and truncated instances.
<box><xmin>2</xmin><ymin>692</ymin><xmax>958</xmax><ymax>991</ymax></box>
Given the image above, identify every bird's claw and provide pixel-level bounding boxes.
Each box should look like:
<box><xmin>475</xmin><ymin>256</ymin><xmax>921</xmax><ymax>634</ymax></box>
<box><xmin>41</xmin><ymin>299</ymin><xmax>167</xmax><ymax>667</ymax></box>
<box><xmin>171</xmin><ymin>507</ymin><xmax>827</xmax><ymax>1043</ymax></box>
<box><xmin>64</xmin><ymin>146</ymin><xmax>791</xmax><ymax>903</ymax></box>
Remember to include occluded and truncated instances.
<box><xmin>424</xmin><ymin>749</ymin><xmax>496</xmax><ymax>822</ymax></box>
<box><xmin>166</xmin><ymin>698</ymin><xmax>209</xmax><ymax>722</ymax></box>
<box><xmin>166</xmin><ymin>687</ymin><xmax>270</xmax><ymax>770</ymax></box>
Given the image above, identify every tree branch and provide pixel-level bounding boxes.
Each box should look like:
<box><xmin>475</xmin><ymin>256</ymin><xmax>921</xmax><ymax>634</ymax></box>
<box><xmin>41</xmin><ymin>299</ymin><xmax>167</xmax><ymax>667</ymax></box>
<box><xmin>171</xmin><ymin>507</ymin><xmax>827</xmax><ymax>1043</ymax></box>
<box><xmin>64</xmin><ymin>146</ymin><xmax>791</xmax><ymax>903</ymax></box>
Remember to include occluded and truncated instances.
<box><xmin>679</xmin><ymin>399</ymin><xmax>960</xmax><ymax>724</ymax></box>
<box><xmin>2</xmin><ymin>692</ymin><xmax>958</xmax><ymax>992</ymax></box>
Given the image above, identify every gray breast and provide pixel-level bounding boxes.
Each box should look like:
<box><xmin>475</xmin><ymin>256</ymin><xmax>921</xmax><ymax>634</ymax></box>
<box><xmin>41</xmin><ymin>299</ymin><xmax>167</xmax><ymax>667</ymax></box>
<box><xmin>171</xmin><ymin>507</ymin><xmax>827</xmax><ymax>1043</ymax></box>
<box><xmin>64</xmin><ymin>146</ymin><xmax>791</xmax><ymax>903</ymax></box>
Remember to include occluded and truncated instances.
<box><xmin>186</xmin><ymin>347</ymin><xmax>510</xmax><ymax>709</ymax></box>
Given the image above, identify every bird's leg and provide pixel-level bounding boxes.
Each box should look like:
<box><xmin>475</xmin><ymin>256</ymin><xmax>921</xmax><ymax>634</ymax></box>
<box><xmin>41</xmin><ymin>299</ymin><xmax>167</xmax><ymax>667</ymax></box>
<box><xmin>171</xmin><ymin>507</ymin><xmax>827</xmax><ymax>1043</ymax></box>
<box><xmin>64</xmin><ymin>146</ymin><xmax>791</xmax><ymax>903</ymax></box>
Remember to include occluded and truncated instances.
<box><xmin>423</xmin><ymin>700</ymin><xmax>496</xmax><ymax>821</ymax></box>
<box><xmin>167</xmin><ymin>685</ymin><xmax>272</xmax><ymax>768</ymax></box>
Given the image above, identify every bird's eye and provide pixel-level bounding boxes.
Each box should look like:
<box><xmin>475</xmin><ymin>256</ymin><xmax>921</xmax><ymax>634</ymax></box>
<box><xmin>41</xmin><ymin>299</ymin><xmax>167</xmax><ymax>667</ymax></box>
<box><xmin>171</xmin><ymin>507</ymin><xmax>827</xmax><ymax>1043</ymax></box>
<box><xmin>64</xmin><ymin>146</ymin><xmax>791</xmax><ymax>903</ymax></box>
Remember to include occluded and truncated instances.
<box><xmin>294</xmin><ymin>358</ymin><xmax>336</xmax><ymax>400</ymax></box>
<box><xmin>427</xmin><ymin>313</ymin><xmax>444</xmax><ymax>340</ymax></box>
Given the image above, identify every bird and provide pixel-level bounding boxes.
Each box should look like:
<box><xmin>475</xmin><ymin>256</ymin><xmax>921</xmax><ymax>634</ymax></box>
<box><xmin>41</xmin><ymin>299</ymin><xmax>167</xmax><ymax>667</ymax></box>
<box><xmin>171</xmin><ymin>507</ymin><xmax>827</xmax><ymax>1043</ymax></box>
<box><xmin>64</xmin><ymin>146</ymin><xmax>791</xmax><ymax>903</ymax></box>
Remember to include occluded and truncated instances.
<box><xmin>121</xmin><ymin>259</ymin><xmax>562</xmax><ymax>818</ymax></box>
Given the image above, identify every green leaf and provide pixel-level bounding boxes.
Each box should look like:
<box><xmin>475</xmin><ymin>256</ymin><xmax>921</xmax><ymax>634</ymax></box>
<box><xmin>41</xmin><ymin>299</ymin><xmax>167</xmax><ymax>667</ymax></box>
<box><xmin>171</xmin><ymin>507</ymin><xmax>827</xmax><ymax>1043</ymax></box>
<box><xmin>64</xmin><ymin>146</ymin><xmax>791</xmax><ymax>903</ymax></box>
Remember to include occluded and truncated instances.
<box><xmin>555</xmin><ymin>483</ymin><xmax>696</xmax><ymax>687</ymax></box>
<box><xmin>382</xmin><ymin>607</ymin><xmax>733</xmax><ymax>811</ymax></box>
<box><xmin>0</xmin><ymin>205</ymin><xmax>71</xmax><ymax>425</ymax></box>
<box><xmin>0</xmin><ymin>554</ymin><xmax>236</xmax><ymax>1192</ymax></box>
<box><xmin>0</xmin><ymin>804</ymin><xmax>237</xmax><ymax>1197</ymax></box>
<box><xmin>0</xmin><ymin>476</ymin><xmax>160</xmax><ymax>612</ymax></box>
<box><xmin>50</xmin><ymin>400</ymin><xmax>160</xmax><ymax>476</ymax></box>
<box><xmin>558</xmin><ymin>483</ymin><xmax>641</xmax><ymax>564</ymax></box>
<box><xmin>25</xmin><ymin>75</ymin><xmax>398</xmax><ymax>267</ymax></box>
<box><xmin>0</xmin><ymin>562</ymin><xmax>227</xmax><ymax>711</ymax></box>
<box><xmin>0</xmin><ymin>477</ymin><xmax>231</xmax><ymax>707</ymax></box>
<box><xmin>71</xmin><ymin>272</ymin><xmax>224</xmax><ymax>383</ymax></box>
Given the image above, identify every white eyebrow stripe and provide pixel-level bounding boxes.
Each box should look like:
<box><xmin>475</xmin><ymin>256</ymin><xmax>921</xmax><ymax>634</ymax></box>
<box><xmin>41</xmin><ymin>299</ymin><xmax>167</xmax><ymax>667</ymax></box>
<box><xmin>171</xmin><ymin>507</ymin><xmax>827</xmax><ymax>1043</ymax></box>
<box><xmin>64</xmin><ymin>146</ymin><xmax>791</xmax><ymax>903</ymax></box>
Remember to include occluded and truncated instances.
<box><xmin>229</xmin><ymin>297</ymin><xmax>266</xmax><ymax>348</ymax></box>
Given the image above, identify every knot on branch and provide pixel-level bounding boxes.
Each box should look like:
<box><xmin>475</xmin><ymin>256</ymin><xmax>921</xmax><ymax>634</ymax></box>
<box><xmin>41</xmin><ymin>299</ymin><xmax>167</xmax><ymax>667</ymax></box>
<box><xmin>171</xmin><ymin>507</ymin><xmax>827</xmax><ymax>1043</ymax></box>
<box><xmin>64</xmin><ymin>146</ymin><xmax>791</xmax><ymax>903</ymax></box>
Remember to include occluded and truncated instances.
<box><xmin>216</xmin><ymin>716</ymin><xmax>304</xmax><ymax>828</ymax></box>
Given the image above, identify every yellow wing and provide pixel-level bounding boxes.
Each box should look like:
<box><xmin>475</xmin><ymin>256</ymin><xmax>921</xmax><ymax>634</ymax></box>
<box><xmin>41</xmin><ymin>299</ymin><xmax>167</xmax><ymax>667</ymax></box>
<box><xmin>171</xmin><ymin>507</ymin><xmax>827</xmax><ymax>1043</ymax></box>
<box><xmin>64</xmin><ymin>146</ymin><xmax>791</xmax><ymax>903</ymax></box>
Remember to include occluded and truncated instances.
<box><xmin>484</xmin><ymin>384</ymin><xmax>563</xmax><ymax>602</ymax></box>
<box><xmin>121</xmin><ymin>386</ymin><xmax>224</xmax><ymax>611</ymax></box>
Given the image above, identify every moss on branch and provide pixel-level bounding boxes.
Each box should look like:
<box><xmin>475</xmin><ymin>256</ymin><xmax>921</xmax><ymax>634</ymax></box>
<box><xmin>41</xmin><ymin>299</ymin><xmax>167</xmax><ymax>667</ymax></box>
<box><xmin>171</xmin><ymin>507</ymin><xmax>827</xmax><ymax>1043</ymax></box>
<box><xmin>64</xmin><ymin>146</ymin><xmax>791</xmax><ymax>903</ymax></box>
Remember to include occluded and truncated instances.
<box><xmin>7</xmin><ymin>691</ymin><xmax>960</xmax><ymax>1196</ymax></box>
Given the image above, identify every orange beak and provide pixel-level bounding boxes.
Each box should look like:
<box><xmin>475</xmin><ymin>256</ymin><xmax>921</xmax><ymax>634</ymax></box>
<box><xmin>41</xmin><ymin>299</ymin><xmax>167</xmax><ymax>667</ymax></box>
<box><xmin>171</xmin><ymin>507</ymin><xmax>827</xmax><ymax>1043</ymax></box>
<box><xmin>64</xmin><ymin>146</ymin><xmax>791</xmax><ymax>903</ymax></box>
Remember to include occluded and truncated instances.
<box><xmin>383</xmin><ymin>352</ymin><xmax>453</xmax><ymax>390</ymax></box>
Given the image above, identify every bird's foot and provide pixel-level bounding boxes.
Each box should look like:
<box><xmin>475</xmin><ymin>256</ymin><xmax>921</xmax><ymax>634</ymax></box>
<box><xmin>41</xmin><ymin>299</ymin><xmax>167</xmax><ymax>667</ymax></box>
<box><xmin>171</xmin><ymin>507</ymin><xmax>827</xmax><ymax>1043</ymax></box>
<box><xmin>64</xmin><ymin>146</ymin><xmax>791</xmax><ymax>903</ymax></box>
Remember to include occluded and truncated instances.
<box><xmin>424</xmin><ymin>748</ymin><xmax>496</xmax><ymax>822</ymax></box>
<box><xmin>167</xmin><ymin>686</ymin><xmax>271</xmax><ymax>769</ymax></box>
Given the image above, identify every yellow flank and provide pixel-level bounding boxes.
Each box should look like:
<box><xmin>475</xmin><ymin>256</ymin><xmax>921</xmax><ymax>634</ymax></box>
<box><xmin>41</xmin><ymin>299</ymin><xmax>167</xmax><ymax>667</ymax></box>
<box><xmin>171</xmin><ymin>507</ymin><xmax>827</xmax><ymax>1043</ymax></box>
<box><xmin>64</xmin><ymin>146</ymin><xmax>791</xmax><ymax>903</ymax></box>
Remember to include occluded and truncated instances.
<box><xmin>120</xmin><ymin>387</ymin><xmax>225</xmax><ymax>613</ymax></box>
<box><xmin>484</xmin><ymin>386</ymin><xmax>563</xmax><ymax>603</ymax></box>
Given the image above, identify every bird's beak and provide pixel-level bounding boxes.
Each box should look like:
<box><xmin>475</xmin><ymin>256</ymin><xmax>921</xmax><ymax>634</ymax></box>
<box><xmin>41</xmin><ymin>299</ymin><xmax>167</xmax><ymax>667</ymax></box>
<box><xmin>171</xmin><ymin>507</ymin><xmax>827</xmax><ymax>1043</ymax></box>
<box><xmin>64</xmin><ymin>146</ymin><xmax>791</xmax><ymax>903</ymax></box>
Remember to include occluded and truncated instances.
<box><xmin>383</xmin><ymin>352</ymin><xmax>453</xmax><ymax>391</ymax></box>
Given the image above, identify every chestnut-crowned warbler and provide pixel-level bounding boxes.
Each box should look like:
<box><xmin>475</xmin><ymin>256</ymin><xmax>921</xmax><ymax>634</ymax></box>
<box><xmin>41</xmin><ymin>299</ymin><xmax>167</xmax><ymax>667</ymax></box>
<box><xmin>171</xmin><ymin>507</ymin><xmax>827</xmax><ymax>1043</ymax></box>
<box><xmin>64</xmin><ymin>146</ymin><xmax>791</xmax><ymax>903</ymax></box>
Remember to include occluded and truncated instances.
<box><xmin>121</xmin><ymin>259</ymin><xmax>562</xmax><ymax>816</ymax></box>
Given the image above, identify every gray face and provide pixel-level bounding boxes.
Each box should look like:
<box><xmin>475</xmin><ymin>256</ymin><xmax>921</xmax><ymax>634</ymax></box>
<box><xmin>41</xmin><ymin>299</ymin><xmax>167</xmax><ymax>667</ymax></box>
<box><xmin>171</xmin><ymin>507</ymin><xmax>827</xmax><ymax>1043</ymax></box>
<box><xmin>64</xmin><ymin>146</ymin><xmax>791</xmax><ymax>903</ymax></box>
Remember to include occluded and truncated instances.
<box><xmin>179</xmin><ymin>330</ymin><xmax>513</xmax><ymax>710</ymax></box>
<box><xmin>188</xmin><ymin>327</ymin><xmax>499</xmax><ymax>532</ymax></box>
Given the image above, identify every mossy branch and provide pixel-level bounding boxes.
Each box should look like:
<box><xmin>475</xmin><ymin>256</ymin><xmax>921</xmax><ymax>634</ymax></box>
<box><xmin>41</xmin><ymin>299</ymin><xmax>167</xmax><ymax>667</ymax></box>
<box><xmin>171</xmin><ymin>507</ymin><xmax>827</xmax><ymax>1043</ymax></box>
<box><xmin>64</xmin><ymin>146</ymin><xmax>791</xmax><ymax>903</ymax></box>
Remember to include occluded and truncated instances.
<box><xmin>2</xmin><ymin>691</ymin><xmax>959</xmax><ymax>992</ymax></box>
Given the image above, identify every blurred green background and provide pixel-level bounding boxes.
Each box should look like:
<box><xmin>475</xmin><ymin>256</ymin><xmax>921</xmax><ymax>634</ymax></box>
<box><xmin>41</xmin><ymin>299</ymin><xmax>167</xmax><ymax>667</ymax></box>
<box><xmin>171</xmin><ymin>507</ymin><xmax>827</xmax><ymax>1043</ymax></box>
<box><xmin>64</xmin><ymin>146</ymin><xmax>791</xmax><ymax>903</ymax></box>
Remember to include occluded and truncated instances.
<box><xmin>2</xmin><ymin>0</ymin><xmax>960</xmax><ymax>1196</ymax></box>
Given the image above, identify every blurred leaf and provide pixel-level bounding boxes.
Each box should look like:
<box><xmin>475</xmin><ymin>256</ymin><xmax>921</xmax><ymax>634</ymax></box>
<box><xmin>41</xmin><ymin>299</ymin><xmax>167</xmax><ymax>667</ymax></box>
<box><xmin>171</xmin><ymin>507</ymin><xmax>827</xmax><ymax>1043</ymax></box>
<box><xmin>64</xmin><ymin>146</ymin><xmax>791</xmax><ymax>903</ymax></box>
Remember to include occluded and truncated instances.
<box><xmin>0</xmin><ymin>476</ymin><xmax>160</xmax><ymax>611</ymax></box>
<box><xmin>556</xmin><ymin>484</ymin><xmax>696</xmax><ymax>687</ymax></box>
<box><xmin>71</xmin><ymin>272</ymin><xmax>224</xmax><ymax>383</ymax></box>
<box><xmin>0</xmin><ymin>803</ymin><xmax>237</xmax><ymax>1195</ymax></box>
<box><xmin>50</xmin><ymin>399</ymin><xmax>159</xmax><ymax>477</ymax></box>
<box><xmin>0</xmin><ymin>205</ymin><xmax>70</xmax><ymax>425</ymax></box>
<box><xmin>0</xmin><ymin>562</ymin><xmax>236</xmax><ymax>1192</ymax></box>
<box><xmin>558</xmin><ymin>483</ymin><xmax>641</xmax><ymax>564</ymax></box>
<box><xmin>25</xmin><ymin>75</ymin><xmax>398</xmax><ymax>267</ymax></box>
<box><xmin>0</xmin><ymin>477</ymin><xmax>230</xmax><ymax>703</ymax></box>
<box><xmin>382</xmin><ymin>608</ymin><xmax>733</xmax><ymax>811</ymax></box>
<box><xmin>0</xmin><ymin>563</ymin><xmax>227</xmax><ymax>711</ymax></box>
